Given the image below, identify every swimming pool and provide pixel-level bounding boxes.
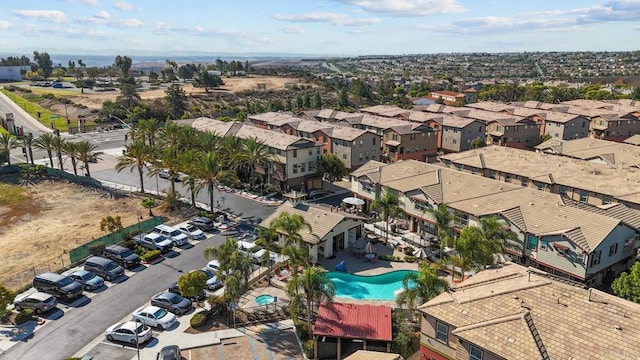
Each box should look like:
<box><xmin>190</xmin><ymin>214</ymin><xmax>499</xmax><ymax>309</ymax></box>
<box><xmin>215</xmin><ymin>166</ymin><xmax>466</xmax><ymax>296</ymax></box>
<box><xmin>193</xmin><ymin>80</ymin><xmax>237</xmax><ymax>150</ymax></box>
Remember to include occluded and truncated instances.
<box><xmin>327</xmin><ymin>270</ymin><xmax>418</xmax><ymax>301</ymax></box>
<box><xmin>255</xmin><ymin>294</ymin><xmax>275</xmax><ymax>305</ymax></box>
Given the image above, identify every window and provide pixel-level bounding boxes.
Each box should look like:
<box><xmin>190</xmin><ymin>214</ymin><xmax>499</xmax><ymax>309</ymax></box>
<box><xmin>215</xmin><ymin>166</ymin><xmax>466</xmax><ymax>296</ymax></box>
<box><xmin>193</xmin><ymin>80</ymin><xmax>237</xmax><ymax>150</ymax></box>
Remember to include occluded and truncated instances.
<box><xmin>300</xmin><ymin>162</ymin><xmax>306</xmax><ymax>173</ymax></box>
<box><xmin>360</xmin><ymin>139</ymin><xmax>363</xmax><ymax>145</ymax></box>
<box><xmin>293</xmin><ymin>149</ymin><xmax>298</xmax><ymax>158</ymax></box>
<box><xmin>602</xmin><ymin>195</ymin><xmax>611</xmax><ymax>205</ymax></box>
<box><xmin>372</xmin><ymin>137</ymin><xmax>376</xmax><ymax>145</ymax></box>
<box><xmin>505</xmin><ymin>175</ymin><xmax>511</xmax><ymax>183</ymax></box>
<box><xmin>489</xmin><ymin>171</ymin><xmax>496</xmax><ymax>179</ymax></box>
<box><xmin>372</xmin><ymin>150</ymin><xmax>376</xmax><ymax>158</ymax></box>
<box><xmin>521</xmin><ymin>179</ymin><xmax>528</xmax><ymax>187</ymax></box>
<box><xmin>453</xmin><ymin>139</ymin><xmax>457</xmax><ymax>144</ymax></box>
<box><xmin>527</xmin><ymin>235</ymin><xmax>538</xmax><ymax>250</ymax></box>
<box><xmin>292</xmin><ymin>164</ymin><xmax>298</xmax><ymax>174</ymax></box>
<box><xmin>308</xmin><ymin>161</ymin><xmax>315</xmax><ymax>171</ymax></box>
<box><xmin>624</xmin><ymin>237</ymin><xmax>634</xmax><ymax>249</ymax></box>
<box><xmin>359</xmin><ymin>152</ymin><xmax>364</xmax><ymax>160</ymax></box>
<box><xmin>436</xmin><ymin>321</ymin><xmax>448</xmax><ymax>343</ymax></box>
<box><xmin>470</xmin><ymin>345</ymin><xmax>484</xmax><ymax>360</ymax></box>
<box><xmin>559</xmin><ymin>186</ymin><xmax>567</xmax><ymax>196</ymax></box>
<box><xmin>309</xmin><ymin>149</ymin><xmax>313</xmax><ymax>156</ymax></box>
<box><xmin>343</xmin><ymin>154</ymin><xmax>347</xmax><ymax>160</ymax></box>
<box><xmin>392</xmin><ymin>134</ymin><xmax>399</xmax><ymax>141</ymax></box>
<box><xmin>591</xmin><ymin>251</ymin><xmax>602</xmax><ymax>267</ymax></box>
<box><xmin>536</xmin><ymin>183</ymin><xmax>544</xmax><ymax>191</ymax></box>
<box><xmin>609</xmin><ymin>243</ymin><xmax>618</xmax><ymax>256</ymax></box>
<box><xmin>579</xmin><ymin>190</ymin><xmax>588</xmax><ymax>203</ymax></box>
<box><xmin>540</xmin><ymin>240</ymin><xmax>548</xmax><ymax>250</ymax></box>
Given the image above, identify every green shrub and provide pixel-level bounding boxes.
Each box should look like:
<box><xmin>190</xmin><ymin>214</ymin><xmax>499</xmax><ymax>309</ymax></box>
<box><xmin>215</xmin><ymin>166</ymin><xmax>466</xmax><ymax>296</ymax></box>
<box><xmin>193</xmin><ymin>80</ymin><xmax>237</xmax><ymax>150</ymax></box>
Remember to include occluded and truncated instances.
<box><xmin>303</xmin><ymin>339</ymin><xmax>314</xmax><ymax>359</ymax></box>
<box><xmin>140</xmin><ymin>250</ymin><xmax>162</xmax><ymax>262</ymax></box>
<box><xmin>380</xmin><ymin>254</ymin><xmax>403</xmax><ymax>262</ymax></box>
<box><xmin>121</xmin><ymin>239</ymin><xmax>137</xmax><ymax>250</ymax></box>
<box><xmin>15</xmin><ymin>309</ymin><xmax>35</xmax><ymax>325</ymax></box>
<box><xmin>190</xmin><ymin>310</ymin><xmax>209</xmax><ymax>327</ymax></box>
<box><xmin>295</xmin><ymin>322</ymin><xmax>311</xmax><ymax>341</ymax></box>
<box><xmin>404</xmin><ymin>256</ymin><xmax>417</xmax><ymax>263</ymax></box>
<box><xmin>89</xmin><ymin>243</ymin><xmax>106</xmax><ymax>256</ymax></box>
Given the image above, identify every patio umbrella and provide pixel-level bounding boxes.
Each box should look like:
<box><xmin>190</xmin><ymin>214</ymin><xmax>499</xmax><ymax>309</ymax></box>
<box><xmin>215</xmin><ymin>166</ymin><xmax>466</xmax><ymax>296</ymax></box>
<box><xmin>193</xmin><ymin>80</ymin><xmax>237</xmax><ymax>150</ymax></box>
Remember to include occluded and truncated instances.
<box><xmin>413</xmin><ymin>247</ymin><xmax>429</xmax><ymax>259</ymax></box>
<box><xmin>365</xmin><ymin>241</ymin><xmax>375</xmax><ymax>254</ymax></box>
<box><xmin>342</xmin><ymin>197</ymin><xmax>365</xmax><ymax>206</ymax></box>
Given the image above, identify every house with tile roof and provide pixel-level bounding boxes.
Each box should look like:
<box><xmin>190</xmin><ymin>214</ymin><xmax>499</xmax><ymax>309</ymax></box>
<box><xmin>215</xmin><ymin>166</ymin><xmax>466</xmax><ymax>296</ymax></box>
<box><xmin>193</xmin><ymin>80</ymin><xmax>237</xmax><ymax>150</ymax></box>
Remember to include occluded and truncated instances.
<box><xmin>259</xmin><ymin>202</ymin><xmax>365</xmax><ymax>263</ymax></box>
<box><xmin>417</xmin><ymin>263</ymin><xmax>640</xmax><ymax>360</ymax></box>
<box><xmin>430</xmin><ymin>90</ymin><xmax>465</xmax><ymax>106</ymax></box>
<box><xmin>314</xmin><ymin>302</ymin><xmax>393</xmax><ymax>360</ymax></box>
<box><xmin>485</xmin><ymin>117</ymin><xmax>541</xmax><ymax>149</ymax></box>
<box><xmin>350</xmin><ymin>159</ymin><xmax>640</xmax><ymax>286</ymax></box>
<box><xmin>186</xmin><ymin>117</ymin><xmax>323</xmax><ymax>191</ymax></box>
<box><xmin>534</xmin><ymin>137</ymin><xmax>640</xmax><ymax>167</ymax></box>
<box><xmin>439</xmin><ymin>116</ymin><xmax>486</xmax><ymax>153</ymax></box>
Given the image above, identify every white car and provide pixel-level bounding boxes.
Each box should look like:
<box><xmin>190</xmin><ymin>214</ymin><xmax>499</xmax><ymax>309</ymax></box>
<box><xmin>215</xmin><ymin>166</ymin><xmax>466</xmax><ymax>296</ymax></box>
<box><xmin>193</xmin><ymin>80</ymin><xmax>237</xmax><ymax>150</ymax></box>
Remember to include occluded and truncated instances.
<box><xmin>105</xmin><ymin>321</ymin><xmax>153</xmax><ymax>345</ymax></box>
<box><xmin>206</xmin><ymin>260</ymin><xmax>220</xmax><ymax>273</ymax></box>
<box><xmin>132</xmin><ymin>305</ymin><xmax>177</xmax><ymax>330</ymax></box>
<box><xmin>237</xmin><ymin>240</ymin><xmax>266</xmax><ymax>264</ymax></box>
<box><xmin>178</xmin><ymin>224</ymin><xmax>206</xmax><ymax>240</ymax></box>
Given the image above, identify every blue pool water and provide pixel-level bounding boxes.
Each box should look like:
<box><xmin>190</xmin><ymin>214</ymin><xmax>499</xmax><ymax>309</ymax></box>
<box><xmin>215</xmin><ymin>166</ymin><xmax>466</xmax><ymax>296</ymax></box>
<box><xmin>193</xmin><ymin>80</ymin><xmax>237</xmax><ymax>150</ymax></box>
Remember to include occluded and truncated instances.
<box><xmin>327</xmin><ymin>270</ymin><xmax>418</xmax><ymax>301</ymax></box>
<box><xmin>255</xmin><ymin>294</ymin><xmax>275</xmax><ymax>305</ymax></box>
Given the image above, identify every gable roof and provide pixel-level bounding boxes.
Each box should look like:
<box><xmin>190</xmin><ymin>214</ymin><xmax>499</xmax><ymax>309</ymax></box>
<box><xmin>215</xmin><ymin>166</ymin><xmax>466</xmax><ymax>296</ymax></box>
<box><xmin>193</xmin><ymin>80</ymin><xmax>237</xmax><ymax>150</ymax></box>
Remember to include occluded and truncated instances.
<box><xmin>313</xmin><ymin>302</ymin><xmax>392</xmax><ymax>341</ymax></box>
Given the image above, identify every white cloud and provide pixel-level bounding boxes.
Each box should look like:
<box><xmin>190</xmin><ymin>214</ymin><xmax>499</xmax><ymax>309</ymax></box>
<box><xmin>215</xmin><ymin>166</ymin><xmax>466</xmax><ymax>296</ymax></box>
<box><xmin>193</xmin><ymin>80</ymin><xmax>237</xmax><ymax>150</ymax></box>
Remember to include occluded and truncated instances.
<box><xmin>279</xmin><ymin>25</ymin><xmax>305</xmax><ymax>34</ymax></box>
<box><xmin>332</xmin><ymin>0</ymin><xmax>466</xmax><ymax>16</ymax></box>
<box><xmin>94</xmin><ymin>10</ymin><xmax>111</xmax><ymax>20</ymax></box>
<box><xmin>422</xmin><ymin>16</ymin><xmax>581</xmax><ymax>35</ymax></box>
<box><xmin>114</xmin><ymin>1</ymin><xmax>133</xmax><ymax>11</ymax></box>
<box><xmin>117</xmin><ymin>18</ymin><xmax>143</xmax><ymax>28</ymax></box>
<box><xmin>273</xmin><ymin>12</ymin><xmax>380</xmax><ymax>26</ymax></box>
<box><xmin>0</xmin><ymin>21</ymin><xmax>13</xmax><ymax>30</ymax></box>
<box><xmin>12</xmin><ymin>10</ymin><xmax>68</xmax><ymax>24</ymax></box>
<box><xmin>63</xmin><ymin>0</ymin><xmax>98</xmax><ymax>5</ymax></box>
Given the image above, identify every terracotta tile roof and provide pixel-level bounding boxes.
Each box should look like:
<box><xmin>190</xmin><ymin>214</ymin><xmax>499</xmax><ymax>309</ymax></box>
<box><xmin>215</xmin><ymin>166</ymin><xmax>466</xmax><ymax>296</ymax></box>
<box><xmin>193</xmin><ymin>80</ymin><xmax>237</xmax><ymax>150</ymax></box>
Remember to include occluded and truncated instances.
<box><xmin>344</xmin><ymin>350</ymin><xmax>403</xmax><ymax>360</ymax></box>
<box><xmin>313</xmin><ymin>302</ymin><xmax>392</xmax><ymax>341</ymax></box>
<box><xmin>360</xmin><ymin>105</ymin><xmax>410</xmax><ymax>118</ymax></box>
<box><xmin>419</xmin><ymin>263</ymin><xmax>640</xmax><ymax>360</ymax></box>
<box><xmin>623</xmin><ymin>134</ymin><xmax>640</xmax><ymax>146</ymax></box>
<box><xmin>535</xmin><ymin>137</ymin><xmax>640</xmax><ymax>167</ymax></box>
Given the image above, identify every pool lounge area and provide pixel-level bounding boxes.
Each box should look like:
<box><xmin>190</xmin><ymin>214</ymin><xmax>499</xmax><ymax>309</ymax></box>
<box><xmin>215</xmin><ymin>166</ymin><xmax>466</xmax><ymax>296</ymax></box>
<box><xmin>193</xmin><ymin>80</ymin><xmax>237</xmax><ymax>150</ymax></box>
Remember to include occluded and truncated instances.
<box><xmin>327</xmin><ymin>270</ymin><xmax>418</xmax><ymax>301</ymax></box>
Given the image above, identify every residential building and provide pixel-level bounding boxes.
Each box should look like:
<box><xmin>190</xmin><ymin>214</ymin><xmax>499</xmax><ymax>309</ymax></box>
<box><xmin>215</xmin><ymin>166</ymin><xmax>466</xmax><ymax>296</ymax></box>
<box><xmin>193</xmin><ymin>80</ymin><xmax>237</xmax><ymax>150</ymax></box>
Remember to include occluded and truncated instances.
<box><xmin>314</xmin><ymin>302</ymin><xmax>392</xmax><ymax>360</ymax></box>
<box><xmin>534</xmin><ymin>137</ymin><xmax>640</xmax><ymax>167</ymax></box>
<box><xmin>360</xmin><ymin>105</ymin><xmax>411</xmax><ymax>118</ymax></box>
<box><xmin>418</xmin><ymin>263</ymin><xmax>640</xmax><ymax>360</ymax></box>
<box><xmin>439</xmin><ymin>145</ymin><xmax>640</xmax><ymax>209</ymax></box>
<box><xmin>430</xmin><ymin>90</ymin><xmax>466</xmax><ymax>106</ymax></box>
<box><xmin>259</xmin><ymin>202</ymin><xmax>365</xmax><ymax>264</ymax></box>
<box><xmin>350</xmin><ymin>159</ymin><xmax>640</xmax><ymax>285</ymax></box>
<box><xmin>587</xmin><ymin>113</ymin><xmax>640</xmax><ymax>141</ymax></box>
<box><xmin>247</xmin><ymin>112</ymin><xmax>300</xmax><ymax>130</ymax></box>
<box><xmin>439</xmin><ymin>116</ymin><xmax>486</xmax><ymax>153</ymax></box>
<box><xmin>382</xmin><ymin>122</ymin><xmax>438</xmax><ymax>162</ymax></box>
<box><xmin>623</xmin><ymin>133</ymin><xmax>640</xmax><ymax>146</ymax></box>
<box><xmin>485</xmin><ymin>118</ymin><xmax>541</xmax><ymax>149</ymax></box>
<box><xmin>185</xmin><ymin>117</ymin><xmax>322</xmax><ymax>191</ymax></box>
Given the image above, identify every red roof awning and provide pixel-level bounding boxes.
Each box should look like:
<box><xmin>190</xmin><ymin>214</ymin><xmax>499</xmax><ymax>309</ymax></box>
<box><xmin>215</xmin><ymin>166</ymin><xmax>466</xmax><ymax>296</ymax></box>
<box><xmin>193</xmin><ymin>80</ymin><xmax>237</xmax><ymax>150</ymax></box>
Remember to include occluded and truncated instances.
<box><xmin>313</xmin><ymin>302</ymin><xmax>392</xmax><ymax>341</ymax></box>
<box><xmin>553</xmin><ymin>243</ymin><xmax>569</xmax><ymax>251</ymax></box>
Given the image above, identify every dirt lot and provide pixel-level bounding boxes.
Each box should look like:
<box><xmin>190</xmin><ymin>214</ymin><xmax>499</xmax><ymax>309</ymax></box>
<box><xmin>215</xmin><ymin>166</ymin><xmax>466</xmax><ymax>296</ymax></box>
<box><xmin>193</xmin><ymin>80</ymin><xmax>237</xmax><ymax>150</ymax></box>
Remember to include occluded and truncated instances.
<box><xmin>0</xmin><ymin>178</ymin><xmax>169</xmax><ymax>290</ymax></box>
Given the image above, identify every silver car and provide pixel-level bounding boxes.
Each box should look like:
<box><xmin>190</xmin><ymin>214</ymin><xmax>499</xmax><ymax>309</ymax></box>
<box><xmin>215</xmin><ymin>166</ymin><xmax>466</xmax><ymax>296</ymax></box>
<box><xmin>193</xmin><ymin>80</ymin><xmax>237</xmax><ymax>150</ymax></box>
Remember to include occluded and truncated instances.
<box><xmin>13</xmin><ymin>291</ymin><xmax>57</xmax><ymax>314</ymax></box>
<box><xmin>105</xmin><ymin>321</ymin><xmax>153</xmax><ymax>345</ymax></box>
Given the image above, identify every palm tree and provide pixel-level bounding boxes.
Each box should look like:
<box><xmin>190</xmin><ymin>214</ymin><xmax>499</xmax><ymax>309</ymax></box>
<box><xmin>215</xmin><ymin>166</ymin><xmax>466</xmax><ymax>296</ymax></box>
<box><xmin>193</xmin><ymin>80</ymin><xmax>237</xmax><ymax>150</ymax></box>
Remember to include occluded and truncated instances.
<box><xmin>285</xmin><ymin>267</ymin><xmax>335</xmax><ymax>338</ymax></box>
<box><xmin>478</xmin><ymin>215</ymin><xmax>521</xmax><ymax>254</ymax></box>
<box><xmin>204</xmin><ymin>237</ymin><xmax>253</xmax><ymax>300</ymax></box>
<box><xmin>20</xmin><ymin>133</ymin><xmax>36</xmax><ymax>165</ymax></box>
<box><xmin>35</xmin><ymin>133</ymin><xmax>56</xmax><ymax>167</ymax></box>
<box><xmin>179</xmin><ymin>149</ymin><xmax>203</xmax><ymax>207</ymax></box>
<box><xmin>160</xmin><ymin>121</ymin><xmax>183</xmax><ymax>149</ymax></box>
<box><xmin>396</xmin><ymin>261</ymin><xmax>448</xmax><ymax>310</ymax></box>
<box><xmin>63</xmin><ymin>141</ymin><xmax>79</xmax><ymax>175</ymax></box>
<box><xmin>152</xmin><ymin>146</ymin><xmax>182</xmax><ymax>194</ymax></box>
<box><xmin>255</xmin><ymin>226</ymin><xmax>279</xmax><ymax>284</ymax></box>
<box><xmin>195</xmin><ymin>151</ymin><xmax>236</xmax><ymax>214</ymax></box>
<box><xmin>428</xmin><ymin>203</ymin><xmax>456</xmax><ymax>250</ymax></box>
<box><xmin>238</xmin><ymin>137</ymin><xmax>272</xmax><ymax>187</ymax></box>
<box><xmin>269</xmin><ymin>212</ymin><xmax>312</xmax><ymax>248</ymax></box>
<box><xmin>219</xmin><ymin>135</ymin><xmax>243</xmax><ymax>169</ymax></box>
<box><xmin>370</xmin><ymin>186</ymin><xmax>401</xmax><ymax>241</ymax></box>
<box><xmin>75</xmin><ymin>140</ymin><xmax>100</xmax><ymax>177</ymax></box>
<box><xmin>50</xmin><ymin>136</ymin><xmax>66</xmax><ymax>170</ymax></box>
<box><xmin>177</xmin><ymin>125</ymin><xmax>199</xmax><ymax>150</ymax></box>
<box><xmin>137</xmin><ymin>118</ymin><xmax>163</xmax><ymax>148</ymax></box>
<box><xmin>0</xmin><ymin>132</ymin><xmax>17</xmax><ymax>166</ymax></box>
<box><xmin>455</xmin><ymin>226</ymin><xmax>496</xmax><ymax>271</ymax></box>
<box><xmin>115</xmin><ymin>139</ymin><xmax>153</xmax><ymax>193</ymax></box>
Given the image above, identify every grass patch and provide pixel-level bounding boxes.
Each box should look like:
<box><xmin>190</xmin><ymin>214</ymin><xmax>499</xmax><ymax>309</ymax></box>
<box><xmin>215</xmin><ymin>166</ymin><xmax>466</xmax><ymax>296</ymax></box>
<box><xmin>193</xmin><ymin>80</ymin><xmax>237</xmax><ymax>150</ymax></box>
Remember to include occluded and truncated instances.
<box><xmin>0</xmin><ymin>183</ymin><xmax>28</xmax><ymax>204</ymax></box>
<box><xmin>27</xmin><ymin>87</ymin><xmax>81</xmax><ymax>97</ymax></box>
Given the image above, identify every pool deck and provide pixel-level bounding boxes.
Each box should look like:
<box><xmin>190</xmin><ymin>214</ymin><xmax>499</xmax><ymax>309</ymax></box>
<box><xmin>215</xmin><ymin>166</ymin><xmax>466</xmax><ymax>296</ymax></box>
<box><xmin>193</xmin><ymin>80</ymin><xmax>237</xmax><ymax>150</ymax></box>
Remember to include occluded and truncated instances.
<box><xmin>238</xmin><ymin>286</ymin><xmax>290</xmax><ymax>313</ymax></box>
<box><xmin>319</xmin><ymin>241</ymin><xmax>419</xmax><ymax>276</ymax></box>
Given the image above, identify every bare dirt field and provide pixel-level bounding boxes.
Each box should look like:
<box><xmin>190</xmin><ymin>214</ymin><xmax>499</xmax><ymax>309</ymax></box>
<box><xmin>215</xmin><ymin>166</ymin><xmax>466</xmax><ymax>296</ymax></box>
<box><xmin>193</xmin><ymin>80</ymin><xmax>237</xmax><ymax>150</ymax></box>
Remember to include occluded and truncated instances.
<box><xmin>0</xmin><ymin>178</ymin><xmax>167</xmax><ymax>290</ymax></box>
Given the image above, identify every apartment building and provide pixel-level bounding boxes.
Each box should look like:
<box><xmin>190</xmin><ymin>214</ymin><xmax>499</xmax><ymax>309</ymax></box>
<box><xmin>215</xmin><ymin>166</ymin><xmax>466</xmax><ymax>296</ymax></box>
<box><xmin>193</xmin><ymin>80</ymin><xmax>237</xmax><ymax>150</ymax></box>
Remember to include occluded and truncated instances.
<box><xmin>439</xmin><ymin>145</ymin><xmax>640</xmax><ymax>209</ymax></box>
<box><xmin>350</xmin><ymin>159</ymin><xmax>640</xmax><ymax>285</ymax></box>
<box><xmin>535</xmin><ymin>137</ymin><xmax>640</xmax><ymax>167</ymax></box>
<box><xmin>485</xmin><ymin>118</ymin><xmax>541</xmax><ymax>149</ymax></box>
<box><xmin>439</xmin><ymin>116</ymin><xmax>486</xmax><ymax>153</ymax></box>
<box><xmin>418</xmin><ymin>263</ymin><xmax>640</xmax><ymax>360</ymax></box>
<box><xmin>430</xmin><ymin>90</ymin><xmax>466</xmax><ymax>106</ymax></box>
<box><xmin>187</xmin><ymin>117</ymin><xmax>322</xmax><ymax>191</ymax></box>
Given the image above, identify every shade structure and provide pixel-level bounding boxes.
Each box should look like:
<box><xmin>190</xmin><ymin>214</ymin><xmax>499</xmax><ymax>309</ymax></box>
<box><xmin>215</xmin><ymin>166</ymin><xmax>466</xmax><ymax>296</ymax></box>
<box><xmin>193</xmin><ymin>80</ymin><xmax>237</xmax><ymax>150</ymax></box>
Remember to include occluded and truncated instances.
<box><xmin>343</xmin><ymin>197</ymin><xmax>365</xmax><ymax>206</ymax></box>
<box><xmin>365</xmin><ymin>241</ymin><xmax>375</xmax><ymax>254</ymax></box>
<box><xmin>413</xmin><ymin>247</ymin><xmax>429</xmax><ymax>259</ymax></box>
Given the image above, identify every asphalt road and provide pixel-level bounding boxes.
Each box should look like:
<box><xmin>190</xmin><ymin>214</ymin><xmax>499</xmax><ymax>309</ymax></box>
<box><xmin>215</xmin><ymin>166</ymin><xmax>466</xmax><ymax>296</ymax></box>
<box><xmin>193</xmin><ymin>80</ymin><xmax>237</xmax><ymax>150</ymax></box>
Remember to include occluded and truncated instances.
<box><xmin>0</xmin><ymin>89</ymin><xmax>52</xmax><ymax>136</ymax></box>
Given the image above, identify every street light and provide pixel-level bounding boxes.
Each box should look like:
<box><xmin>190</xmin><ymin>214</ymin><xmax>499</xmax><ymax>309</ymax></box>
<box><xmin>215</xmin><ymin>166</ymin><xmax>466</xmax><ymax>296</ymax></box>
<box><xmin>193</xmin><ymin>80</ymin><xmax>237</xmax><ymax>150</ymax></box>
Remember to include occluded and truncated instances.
<box><xmin>109</xmin><ymin>114</ymin><xmax>132</xmax><ymax>129</ymax></box>
<box><xmin>137</xmin><ymin>210</ymin><xmax>142</xmax><ymax>234</ymax></box>
<box><xmin>134</xmin><ymin>318</ymin><xmax>143</xmax><ymax>360</ymax></box>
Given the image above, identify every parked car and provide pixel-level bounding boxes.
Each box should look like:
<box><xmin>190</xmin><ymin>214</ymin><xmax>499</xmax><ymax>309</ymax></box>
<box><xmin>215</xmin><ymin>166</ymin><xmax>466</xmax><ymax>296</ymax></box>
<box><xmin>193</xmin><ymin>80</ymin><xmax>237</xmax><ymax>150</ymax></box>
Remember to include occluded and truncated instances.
<box><xmin>134</xmin><ymin>232</ymin><xmax>174</xmax><ymax>253</ymax></box>
<box><xmin>150</xmin><ymin>292</ymin><xmax>193</xmax><ymax>315</ymax></box>
<box><xmin>13</xmin><ymin>290</ymin><xmax>57</xmax><ymax>314</ymax></box>
<box><xmin>191</xmin><ymin>269</ymin><xmax>222</xmax><ymax>291</ymax></box>
<box><xmin>237</xmin><ymin>240</ymin><xmax>266</xmax><ymax>264</ymax></box>
<box><xmin>153</xmin><ymin>224</ymin><xmax>189</xmax><ymax>246</ymax></box>
<box><xmin>237</xmin><ymin>231</ymin><xmax>257</xmax><ymax>242</ymax></box>
<box><xmin>188</xmin><ymin>217</ymin><xmax>214</xmax><ymax>231</ymax></box>
<box><xmin>159</xmin><ymin>169</ymin><xmax>182</xmax><ymax>182</ymax></box>
<box><xmin>178</xmin><ymin>224</ymin><xmax>206</xmax><ymax>240</ymax></box>
<box><xmin>205</xmin><ymin>260</ymin><xmax>220</xmax><ymax>273</ymax></box>
<box><xmin>33</xmin><ymin>272</ymin><xmax>83</xmax><ymax>301</ymax></box>
<box><xmin>168</xmin><ymin>282</ymin><xmax>206</xmax><ymax>302</ymax></box>
<box><xmin>308</xmin><ymin>189</ymin><xmax>329</xmax><ymax>199</ymax></box>
<box><xmin>103</xmin><ymin>244</ymin><xmax>141</xmax><ymax>269</ymax></box>
<box><xmin>84</xmin><ymin>256</ymin><xmax>124</xmax><ymax>281</ymax></box>
<box><xmin>105</xmin><ymin>321</ymin><xmax>153</xmax><ymax>345</ymax></box>
<box><xmin>69</xmin><ymin>270</ymin><xmax>104</xmax><ymax>291</ymax></box>
<box><xmin>132</xmin><ymin>305</ymin><xmax>177</xmax><ymax>330</ymax></box>
<box><xmin>158</xmin><ymin>345</ymin><xmax>181</xmax><ymax>360</ymax></box>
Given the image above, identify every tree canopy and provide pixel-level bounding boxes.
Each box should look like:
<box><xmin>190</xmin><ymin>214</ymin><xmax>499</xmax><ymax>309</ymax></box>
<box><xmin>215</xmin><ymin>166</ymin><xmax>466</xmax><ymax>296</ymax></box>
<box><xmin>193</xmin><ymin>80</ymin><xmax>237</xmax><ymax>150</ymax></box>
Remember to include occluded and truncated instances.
<box><xmin>193</xmin><ymin>71</ymin><xmax>224</xmax><ymax>92</ymax></box>
<box><xmin>612</xmin><ymin>261</ymin><xmax>640</xmax><ymax>303</ymax></box>
<box><xmin>317</xmin><ymin>153</ymin><xmax>347</xmax><ymax>182</ymax></box>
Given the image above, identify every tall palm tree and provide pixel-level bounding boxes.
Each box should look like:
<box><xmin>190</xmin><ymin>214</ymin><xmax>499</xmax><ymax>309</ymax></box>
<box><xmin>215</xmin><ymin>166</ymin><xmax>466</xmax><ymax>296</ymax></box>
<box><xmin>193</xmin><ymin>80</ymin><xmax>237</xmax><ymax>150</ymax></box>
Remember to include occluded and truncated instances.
<box><xmin>179</xmin><ymin>149</ymin><xmax>203</xmax><ymax>207</ymax></box>
<box><xmin>478</xmin><ymin>215</ymin><xmax>521</xmax><ymax>254</ymax></box>
<box><xmin>269</xmin><ymin>212</ymin><xmax>312</xmax><ymax>248</ymax></box>
<box><xmin>195</xmin><ymin>131</ymin><xmax>219</xmax><ymax>153</ymax></box>
<box><xmin>255</xmin><ymin>226</ymin><xmax>280</xmax><ymax>284</ymax></box>
<box><xmin>75</xmin><ymin>140</ymin><xmax>100</xmax><ymax>177</ymax></box>
<box><xmin>177</xmin><ymin>125</ymin><xmax>199</xmax><ymax>150</ymax></box>
<box><xmin>115</xmin><ymin>139</ymin><xmax>152</xmax><ymax>193</ymax></box>
<box><xmin>35</xmin><ymin>133</ymin><xmax>56</xmax><ymax>167</ymax></box>
<box><xmin>238</xmin><ymin>137</ymin><xmax>272</xmax><ymax>187</ymax></box>
<box><xmin>456</xmin><ymin>226</ymin><xmax>498</xmax><ymax>271</ymax></box>
<box><xmin>396</xmin><ymin>261</ymin><xmax>448</xmax><ymax>310</ymax></box>
<box><xmin>429</xmin><ymin>203</ymin><xmax>456</xmax><ymax>249</ymax></box>
<box><xmin>20</xmin><ymin>133</ymin><xmax>36</xmax><ymax>165</ymax></box>
<box><xmin>50</xmin><ymin>136</ymin><xmax>66</xmax><ymax>170</ymax></box>
<box><xmin>370</xmin><ymin>186</ymin><xmax>401</xmax><ymax>241</ymax></box>
<box><xmin>63</xmin><ymin>141</ymin><xmax>79</xmax><ymax>175</ymax></box>
<box><xmin>137</xmin><ymin>118</ymin><xmax>163</xmax><ymax>148</ymax></box>
<box><xmin>0</xmin><ymin>132</ymin><xmax>17</xmax><ymax>166</ymax></box>
<box><xmin>195</xmin><ymin>151</ymin><xmax>236</xmax><ymax>214</ymax></box>
<box><xmin>160</xmin><ymin>121</ymin><xmax>183</xmax><ymax>149</ymax></box>
<box><xmin>203</xmin><ymin>237</ymin><xmax>253</xmax><ymax>300</ymax></box>
<box><xmin>152</xmin><ymin>146</ymin><xmax>182</xmax><ymax>194</ymax></box>
<box><xmin>219</xmin><ymin>135</ymin><xmax>243</xmax><ymax>169</ymax></box>
<box><xmin>285</xmin><ymin>267</ymin><xmax>335</xmax><ymax>338</ymax></box>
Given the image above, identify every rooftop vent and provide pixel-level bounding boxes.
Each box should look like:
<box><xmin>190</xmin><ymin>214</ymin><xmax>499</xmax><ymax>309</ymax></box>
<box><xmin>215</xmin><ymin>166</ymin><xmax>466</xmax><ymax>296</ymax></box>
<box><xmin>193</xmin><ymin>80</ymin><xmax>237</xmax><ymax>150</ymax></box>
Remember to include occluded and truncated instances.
<box><xmin>614</xmin><ymin>325</ymin><xmax>623</xmax><ymax>331</ymax></box>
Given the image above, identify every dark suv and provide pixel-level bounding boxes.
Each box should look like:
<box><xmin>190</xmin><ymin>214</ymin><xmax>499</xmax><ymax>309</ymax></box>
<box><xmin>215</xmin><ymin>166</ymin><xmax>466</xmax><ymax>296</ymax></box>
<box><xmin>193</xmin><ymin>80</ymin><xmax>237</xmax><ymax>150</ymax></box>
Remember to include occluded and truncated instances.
<box><xmin>188</xmin><ymin>217</ymin><xmax>214</xmax><ymax>231</ymax></box>
<box><xmin>33</xmin><ymin>272</ymin><xmax>83</xmax><ymax>301</ymax></box>
<box><xmin>104</xmin><ymin>244</ymin><xmax>141</xmax><ymax>269</ymax></box>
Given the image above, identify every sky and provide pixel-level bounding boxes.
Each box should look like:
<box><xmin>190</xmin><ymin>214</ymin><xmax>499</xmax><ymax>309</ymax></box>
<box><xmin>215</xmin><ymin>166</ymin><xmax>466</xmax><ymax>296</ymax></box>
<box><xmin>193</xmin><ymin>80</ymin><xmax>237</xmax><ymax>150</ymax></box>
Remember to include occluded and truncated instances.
<box><xmin>1</xmin><ymin>0</ymin><xmax>639</xmax><ymax>56</ymax></box>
